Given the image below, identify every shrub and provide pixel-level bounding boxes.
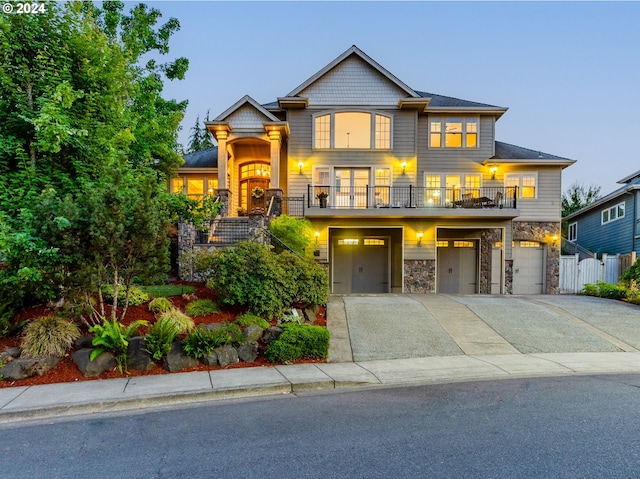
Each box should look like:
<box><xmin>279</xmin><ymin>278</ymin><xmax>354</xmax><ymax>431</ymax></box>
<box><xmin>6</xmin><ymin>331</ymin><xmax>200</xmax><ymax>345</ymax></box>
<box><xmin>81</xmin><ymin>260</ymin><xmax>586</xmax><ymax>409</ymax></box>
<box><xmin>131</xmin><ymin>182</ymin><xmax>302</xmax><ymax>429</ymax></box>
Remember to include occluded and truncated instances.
<box><xmin>621</xmin><ymin>259</ymin><xmax>640</xmax><ymax>288</ymax></box>
<box><xmin>148</xmin><ymin>297</ymin><xmax>173</xmax><ymax>314</ymax></box>
<box><xmin>102</xmin><ymin>285</ymin><xmax>149</xmax><ymax>306</ymax></box>
<box><xmin>275</xmin><ymin>251</ymin><xmax>329</xmax><ymax>307</ymax></box>
<box><xmin>144</xmin><ymin>317</ymin><xmax>179</xmax><ymax>360</ymax></box>
<box><xmin>182</xmin><ymin>327</ymin><xmax>219</xmax><ymax>359</ymax></box>
<box><xmin>185</xmin><ymin>299</ymin><xmax>218</xmax><ymax>317</ymax></box>
<box><xmin>20</xmin><ymin>316</ymin><xmax>81</xmax><ymax>357</ymax></box>
<box><xmin>580</xmin><ymin>281</ymin><xmax>627</xmax><ymax>300</ymax></box>
<box><xmin>157</xmin><ymin>308</ymin><xmax>195</xmax><ymax>334</ymax></box>
<box><xmin>235</xmin><ymin>313</ymin><xmax>270</xmax><ymax>329</ymax></box>
<box><xmin>265</xmin><ymin>324</ymin><xmax>330</xmax><ymax>363</ymax></box>
<box><xmin>89</xmin><ymin>318</ymin><xmax>148</xmax><ymax>372</ymax></box>
<box><xmin>278</xmin><ymin>311</ymin><xmax>302</xmax><ymax>325</ymax></box>
<box><xmin>205</xmin><ymin>242</ymin><xmax>290</xmax><ymax>318</ymax></box>
<box><xmin>269</xmin><ymin>215</ymin><xmax>315</xmax><ymax>258</ymax></box>
<box><xmin>0</xmin><ymin>312</ymin><xmax>26</xmax><ymax>338</ymax></box>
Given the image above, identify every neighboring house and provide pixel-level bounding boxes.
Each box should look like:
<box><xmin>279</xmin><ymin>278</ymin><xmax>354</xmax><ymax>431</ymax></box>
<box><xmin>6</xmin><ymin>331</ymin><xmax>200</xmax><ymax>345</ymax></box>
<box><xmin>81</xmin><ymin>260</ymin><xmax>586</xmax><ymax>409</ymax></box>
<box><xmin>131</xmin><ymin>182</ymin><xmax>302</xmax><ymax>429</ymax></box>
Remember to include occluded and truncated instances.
<box><xmin>563</xmin><ymin>170</ymin><xmax>640</xmax><ymax>257</ymax></box>
<box><xmin>176</xmin><ymin>45</ymin><xmax>575</xmax><ymax>295</ymax></box>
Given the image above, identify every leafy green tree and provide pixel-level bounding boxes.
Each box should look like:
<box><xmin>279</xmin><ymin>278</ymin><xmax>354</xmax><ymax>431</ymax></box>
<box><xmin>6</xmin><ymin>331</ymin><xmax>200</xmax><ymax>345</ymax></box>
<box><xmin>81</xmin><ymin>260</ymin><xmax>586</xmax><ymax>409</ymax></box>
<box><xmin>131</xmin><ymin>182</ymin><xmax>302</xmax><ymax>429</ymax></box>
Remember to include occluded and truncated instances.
<box><xmin>562</xmin><ymin>182</ymin><xmax>601</xmax><ymax>217</ymax></box>
<box><xmin>0</xmin><ymin>2</ymin><xmax>188</xmax><ymax>317</ymax></box>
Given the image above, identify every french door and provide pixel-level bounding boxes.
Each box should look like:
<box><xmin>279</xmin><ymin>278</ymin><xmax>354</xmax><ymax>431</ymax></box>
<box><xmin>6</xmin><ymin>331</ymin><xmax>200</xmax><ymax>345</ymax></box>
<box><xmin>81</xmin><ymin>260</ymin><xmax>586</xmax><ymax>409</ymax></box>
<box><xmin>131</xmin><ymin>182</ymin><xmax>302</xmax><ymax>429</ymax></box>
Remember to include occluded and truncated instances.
<box><xmin>334</xmin><ymin>168</ymin><xmax>369</xmax><ymax>208</ymax></box>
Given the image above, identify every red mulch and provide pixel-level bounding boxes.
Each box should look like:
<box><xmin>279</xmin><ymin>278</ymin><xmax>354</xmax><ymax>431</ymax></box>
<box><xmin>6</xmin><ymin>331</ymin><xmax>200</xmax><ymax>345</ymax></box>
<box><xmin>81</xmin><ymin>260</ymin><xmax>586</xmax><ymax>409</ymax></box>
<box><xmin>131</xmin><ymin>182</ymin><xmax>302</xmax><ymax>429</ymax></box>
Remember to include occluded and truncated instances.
<box><xmin>0</xmin><ymin>281</ymin><xmax>326</xmax><ymax>389</ymax></box>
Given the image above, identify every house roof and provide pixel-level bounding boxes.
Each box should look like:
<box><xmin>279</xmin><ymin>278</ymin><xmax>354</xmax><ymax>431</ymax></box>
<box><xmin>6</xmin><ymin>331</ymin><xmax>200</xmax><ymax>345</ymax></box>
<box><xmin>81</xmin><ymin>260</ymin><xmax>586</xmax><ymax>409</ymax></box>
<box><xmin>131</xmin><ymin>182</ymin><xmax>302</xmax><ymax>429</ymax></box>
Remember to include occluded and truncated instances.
<box><xmin>415</xmin><ymin>91</ymin><xmax>503</xmax><ymax>109</ymax></box>
<box><xmin>493</xmin><ymin>141</ymin><xmax>572</xmax><ymax>161</ymax></box>
<box><xmin>286</xmin><ymin>45</ymin><xmax>420</xmax><ymax>99</ymax></box>
<box><xmin>564</xmin><ymin>173</ymin><xmax>640</xmax><ymax>221</ymax></box>
<box><xmin>212</xmin><ymin>95</ymin><xmax>280</xmax><ymax>123</ymax></box>
<box><xmin>181</xmin><ymin>147</ymin><xmax>218</xmax><ymax>169</ymax></box>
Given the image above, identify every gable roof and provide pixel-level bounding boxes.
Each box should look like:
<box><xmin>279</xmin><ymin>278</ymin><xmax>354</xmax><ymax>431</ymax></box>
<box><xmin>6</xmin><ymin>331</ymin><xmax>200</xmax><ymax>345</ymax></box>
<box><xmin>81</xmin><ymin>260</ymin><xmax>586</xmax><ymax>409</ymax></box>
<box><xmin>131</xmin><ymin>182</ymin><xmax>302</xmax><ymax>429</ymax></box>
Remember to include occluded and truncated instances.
<box><xmin>181</xmin><ymin>147</ymin><xmax>218</xmax><ymax>169</ymax></box>
<box><xmin>213</xmin><ymin>95</ymin><xmax>280</xmax><ymax>123</ymax></box>
<box><xmin>415</xmin><ymin>91</ymin><xmax>502</xmax><ymax>109</ymax></box>
<box><xmin>564</xmin><ymin>173</ymin><xmax>640</xmax><ymax>221</ymax></box>
<box><xmin>286</xmin><ymin>45</ymin><xmax>420</xmax><ymax>99</ymax></box>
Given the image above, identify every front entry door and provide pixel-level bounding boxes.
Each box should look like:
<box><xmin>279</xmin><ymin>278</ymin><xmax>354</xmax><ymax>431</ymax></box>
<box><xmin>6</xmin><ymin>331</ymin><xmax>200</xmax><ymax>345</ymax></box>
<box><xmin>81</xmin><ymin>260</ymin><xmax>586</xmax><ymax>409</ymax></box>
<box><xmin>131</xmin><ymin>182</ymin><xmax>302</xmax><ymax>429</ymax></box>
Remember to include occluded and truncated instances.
<box><xmin>243</xmin><ymin>178</ymin><xmax>269</xmax><ymax>212</ymax></box>
<box><xmin>334</xmin><ymin>168</ymin><xmax>369</xmax><ymax>208</ymax></box>
<box><xmin>437</xmin><ymin>240</ymin><xmax>478</xmax><ymax>294</ymax></box>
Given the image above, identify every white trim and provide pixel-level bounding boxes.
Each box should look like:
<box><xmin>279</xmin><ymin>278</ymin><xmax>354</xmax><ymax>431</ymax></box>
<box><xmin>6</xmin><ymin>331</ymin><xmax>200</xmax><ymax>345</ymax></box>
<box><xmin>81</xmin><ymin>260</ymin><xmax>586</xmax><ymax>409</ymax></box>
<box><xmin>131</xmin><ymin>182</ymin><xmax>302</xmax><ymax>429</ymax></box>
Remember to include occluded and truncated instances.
<box><xmin>312</xmin><ymin>110</ymin><xmax>394</xmax><ymax>150</ymax></box>
<box><xmin>601</xmin><ymin>201</ymin><xmax>626</xmax><ymax>225</ymax></box>
<box><xmin>505</xmin><ymin>171</ymin><xmax>538</xmax><ymax>199</ymax></box>
<box><xmin>568</xmin><ymin>222</ymin><xmax>577</xmax><ymax>242</ymax></box>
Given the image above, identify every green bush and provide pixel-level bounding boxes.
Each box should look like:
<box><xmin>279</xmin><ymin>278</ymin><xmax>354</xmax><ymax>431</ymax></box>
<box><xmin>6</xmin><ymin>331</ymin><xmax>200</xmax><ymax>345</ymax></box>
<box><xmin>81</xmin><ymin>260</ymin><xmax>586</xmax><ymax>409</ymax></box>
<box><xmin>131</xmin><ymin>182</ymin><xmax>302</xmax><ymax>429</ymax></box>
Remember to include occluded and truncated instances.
<box><xmin>265</xmin><ymin>324</ymin><xmax>330</xmax><ymax>363</ymax></box>
<box><xmin>148</xmin><ymin>297</ymin><xmax>173</xmax><ymax>314</ymax></box>
<box><xmin>580</xmin><ymin>281</ymin><xmax>627</xmax><ymax>300</ymax></box>
<box><xmin>235</xmin><ymin>313</ymin><xmax>270</xmax><ymax>329</ymax></box>
<box><xmin>102</xmin><ymin>285</ymin><xmax>150</xmax><ymax>306</ymax></box>
<box><xmin>185</xmin><ymin>299</ymin><xmax>218</xmax><ymax>317</ymax></box>
<box><xmin>89</xmin><ymin>318</ymin><xmax>148</xmax><ymax>372</ymax></box>
<box><xmin>157</xmin><ymin>308</ymin><xmax>195</xmax><ymax>334</ymax></box>
<box><xmin>269</xmin><ymin>216</ymin><xmax>315</xmax><ymax>258</ymax></box>
<box><xmin>275</xmin><ymin>251</ymin><xmax>329</xmax><ymax>307</ymax></box>
<box><xmin>0</xmin><ymin>312</ymin><xmax>26</xmax><ymax>338</ymax></box>
<box><xmin>144</xmin><ymin>317</ymin><xmax>179</xmax><ymax>360</ymax></box>
<box><xmin>205</xmin><ymin>242</ymin><xmax>290</xmax><ymax>318</ymax></box>
<box><xmin>621</xmin><ymin>259</ymin><xmax>640</xmax><ymax>288</ymax></box>
<box><xmin>20</xmin><ymin>316</ymin><xmax>81</xmax><ymax>357</ymax></box>
<box><xmin>182</xmin><ymin>327</ymin><xmax>220</xmax><ymax>359</ymax></box>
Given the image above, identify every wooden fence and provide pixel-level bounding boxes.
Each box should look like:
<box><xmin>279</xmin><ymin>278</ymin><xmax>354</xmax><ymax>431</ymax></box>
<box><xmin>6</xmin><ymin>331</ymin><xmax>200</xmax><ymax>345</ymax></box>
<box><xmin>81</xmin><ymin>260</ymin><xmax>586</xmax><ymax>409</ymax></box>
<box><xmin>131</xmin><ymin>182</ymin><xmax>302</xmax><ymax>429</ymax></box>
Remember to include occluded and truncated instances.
<box><xmin>560</xmin><ymin>252</ymin><xmax>637</xmax><ymax>294</ymax></box>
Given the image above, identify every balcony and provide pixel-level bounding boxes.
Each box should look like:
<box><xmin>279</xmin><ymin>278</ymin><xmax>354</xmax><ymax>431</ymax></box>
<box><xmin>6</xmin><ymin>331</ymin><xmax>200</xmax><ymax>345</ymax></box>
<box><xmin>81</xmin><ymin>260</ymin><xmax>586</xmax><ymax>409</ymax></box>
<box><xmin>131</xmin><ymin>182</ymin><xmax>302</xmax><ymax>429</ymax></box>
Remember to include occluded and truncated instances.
<box><xmin>305</xmin><ymin>185</ymin><xmax>519</xmax><ymax>219</ymax></box>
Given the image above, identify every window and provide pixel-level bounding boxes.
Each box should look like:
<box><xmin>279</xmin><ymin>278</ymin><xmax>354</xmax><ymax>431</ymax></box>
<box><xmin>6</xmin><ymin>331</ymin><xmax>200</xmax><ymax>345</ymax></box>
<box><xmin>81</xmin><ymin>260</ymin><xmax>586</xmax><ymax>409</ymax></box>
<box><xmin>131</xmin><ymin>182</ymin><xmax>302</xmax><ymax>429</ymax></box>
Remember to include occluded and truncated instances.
<box><xmin>313</xmin><ymin>112</ymin><xmax>392</xmax><ymax>149</ymax></box>
<box><xmin>424</xmin><ymin>173</ymin><xmax>481</xmax><ymax>205</ymax></box>
<box><xmin>364</xmin><ymin>238</ymin><xmax>386</xmax><ymax>246</ymax></box>
<box><xmin>505</xmin><ymin>173</ymin><xmax>537</xmax><ymax>198</ymax></box>
<box><xmin>429</xmin><ymin>117</ymin><xmax>479</xmax><ymax>148</ymax></box>
<box><xmin>337</xmin><ymin>239</ymin><xmax>359</xmax><ymax>245</ymax></box>
<box><xmin>520</xmin><ymin>241</ymin><xmax>541</xmax><ymax>248</ymax></box>
<box><xmin>172</xmin><ymin>176</ymin><xmax>218</xmax><ymax>200</ymax></box>
<box><xmin>568</xmin><ymin>222</ymin><xmax>577</xmax><ymax>242</ymax></box>
<box><xmin>602</xmin><ymin>202</ymin><xmax>625</xmax><ymax>225</ymax></box>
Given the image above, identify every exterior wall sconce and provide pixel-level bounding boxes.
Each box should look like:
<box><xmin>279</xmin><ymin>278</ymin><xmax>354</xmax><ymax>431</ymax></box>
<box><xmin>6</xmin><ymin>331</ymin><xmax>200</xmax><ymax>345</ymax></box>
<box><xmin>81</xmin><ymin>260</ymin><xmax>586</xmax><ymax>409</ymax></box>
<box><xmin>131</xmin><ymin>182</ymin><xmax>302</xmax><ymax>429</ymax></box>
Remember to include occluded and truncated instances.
<box><xmin>298</xmin><ymin>161</ymin><xmax>304</xmax><ymax>174</ymax></box>
<box><xmin>490</xmin><ymin>166</ymin><xmax>498</xmax><ymax>180</ymax></box>
<box><xmin>417</xmin><ymin>232</ymin><xmax>423</xmax><ymax>246</ymax></box>
<box><xmin>401</xmin><ymin>161</ymin><xmax>407</xmax><ymax>174</ymax></box>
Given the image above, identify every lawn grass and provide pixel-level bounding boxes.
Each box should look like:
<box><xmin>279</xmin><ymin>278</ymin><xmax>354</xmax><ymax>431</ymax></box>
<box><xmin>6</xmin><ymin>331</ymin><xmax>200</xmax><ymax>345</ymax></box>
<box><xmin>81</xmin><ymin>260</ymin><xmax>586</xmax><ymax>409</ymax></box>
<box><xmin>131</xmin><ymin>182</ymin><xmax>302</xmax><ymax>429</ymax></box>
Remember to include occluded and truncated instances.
<box><xmin>138</xmin><ymin>285</ymin><xmax>196</xmax><ymax>298</ymax></box>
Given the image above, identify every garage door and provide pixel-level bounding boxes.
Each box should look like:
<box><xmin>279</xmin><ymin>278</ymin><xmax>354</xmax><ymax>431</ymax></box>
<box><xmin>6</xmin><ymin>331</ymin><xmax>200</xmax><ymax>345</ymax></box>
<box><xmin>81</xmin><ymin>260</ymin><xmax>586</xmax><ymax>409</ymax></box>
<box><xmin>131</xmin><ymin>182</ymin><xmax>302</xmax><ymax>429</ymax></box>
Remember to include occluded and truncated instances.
<box><xmin>332</xmin><ymin>237</ymin><xmax>389</xmax><ymax>294</ymax></box>
<box><xmin>513</xmin><ymin>240</ymin><xmax>544</xmax><ymax>294</ymax></box>
<box><xmin>437</xmin><ymin>240</ymin><xmax>478</xmax><ymax>294</ymax></box>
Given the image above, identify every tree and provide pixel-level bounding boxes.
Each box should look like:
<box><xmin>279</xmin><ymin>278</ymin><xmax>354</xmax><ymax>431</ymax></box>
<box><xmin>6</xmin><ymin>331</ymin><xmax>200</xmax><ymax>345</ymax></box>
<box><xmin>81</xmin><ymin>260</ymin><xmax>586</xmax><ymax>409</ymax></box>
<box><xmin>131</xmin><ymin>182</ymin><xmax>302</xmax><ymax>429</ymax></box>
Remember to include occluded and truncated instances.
<box><xmin>186</xmin><ymin>110</ymin><xmax>215</xmax><ymax>153</ymax></box>
<box><xmin>562</xmin><ymin>182</ymin><xmax>602</xmax><ymax>217</ymax></box>
<box><xmin>0</xmin><ymin>2</ymin><xmax>189</xmax><ymax>317</ymax></box>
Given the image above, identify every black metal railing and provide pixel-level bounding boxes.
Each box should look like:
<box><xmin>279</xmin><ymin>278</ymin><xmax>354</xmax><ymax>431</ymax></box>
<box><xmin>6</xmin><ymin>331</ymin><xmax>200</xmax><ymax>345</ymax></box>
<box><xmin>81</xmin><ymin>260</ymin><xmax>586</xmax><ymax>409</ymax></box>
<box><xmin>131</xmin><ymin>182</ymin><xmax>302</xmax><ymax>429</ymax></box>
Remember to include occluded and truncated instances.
<box><xmin>281</xmin><ymin>197</ymin><xmax>305</xmax><ymax>217</ymax></box>
<box><xmin>307</xmin><ymin>185</ymin><xmax>518</xmax><ymax>209</ymax></box>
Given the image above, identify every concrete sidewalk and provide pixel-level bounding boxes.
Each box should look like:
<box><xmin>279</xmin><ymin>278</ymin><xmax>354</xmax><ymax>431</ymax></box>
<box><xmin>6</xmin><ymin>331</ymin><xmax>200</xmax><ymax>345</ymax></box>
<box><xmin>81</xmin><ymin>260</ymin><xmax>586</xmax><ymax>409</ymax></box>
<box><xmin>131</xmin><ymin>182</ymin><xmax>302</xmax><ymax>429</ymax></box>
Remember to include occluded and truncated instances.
<box><xmin>3</xmin><ymin>293</ymin><xmax>640</xmax><ymax>424</ymax></box>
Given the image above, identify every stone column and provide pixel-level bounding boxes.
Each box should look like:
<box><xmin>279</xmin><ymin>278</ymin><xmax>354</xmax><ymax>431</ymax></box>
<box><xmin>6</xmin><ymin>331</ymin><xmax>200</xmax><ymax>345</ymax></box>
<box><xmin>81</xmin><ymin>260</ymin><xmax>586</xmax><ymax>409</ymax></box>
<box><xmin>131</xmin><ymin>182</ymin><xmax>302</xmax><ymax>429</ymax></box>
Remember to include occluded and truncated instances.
<box><xmin>248</xmin><ymin>213</ymin><xmax>269</xmax><ymax>245</ymax></box>
<box><xmin>267</xmin><ymin>188</ymin><xmax>283</xmax><ymax>217</ymax></box>
<box><xmin>216</xmin><ymin>188</ymin><xmax>231</xmax><ymax>217</ymax></box>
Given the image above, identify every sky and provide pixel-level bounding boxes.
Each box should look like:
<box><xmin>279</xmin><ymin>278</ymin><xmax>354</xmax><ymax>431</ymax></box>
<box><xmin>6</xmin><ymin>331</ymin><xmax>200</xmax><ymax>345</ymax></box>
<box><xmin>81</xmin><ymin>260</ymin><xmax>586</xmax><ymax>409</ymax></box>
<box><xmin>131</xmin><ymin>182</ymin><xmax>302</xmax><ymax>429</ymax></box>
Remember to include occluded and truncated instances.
<box><xmin>148</xmin><ymin>1</ymin><xmax>640</xmax><ymax>195</ymax></box>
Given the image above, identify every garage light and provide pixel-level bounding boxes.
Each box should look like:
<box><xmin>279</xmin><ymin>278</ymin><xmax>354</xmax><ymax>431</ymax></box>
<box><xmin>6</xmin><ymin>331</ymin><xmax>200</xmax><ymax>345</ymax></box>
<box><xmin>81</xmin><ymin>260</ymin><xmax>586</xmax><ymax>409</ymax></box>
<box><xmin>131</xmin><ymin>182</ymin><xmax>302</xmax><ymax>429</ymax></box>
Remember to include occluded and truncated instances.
<box><xmin>417</xmin><ymin>232</ymin><xmax>423</xmax><ymax>246</ymax></box>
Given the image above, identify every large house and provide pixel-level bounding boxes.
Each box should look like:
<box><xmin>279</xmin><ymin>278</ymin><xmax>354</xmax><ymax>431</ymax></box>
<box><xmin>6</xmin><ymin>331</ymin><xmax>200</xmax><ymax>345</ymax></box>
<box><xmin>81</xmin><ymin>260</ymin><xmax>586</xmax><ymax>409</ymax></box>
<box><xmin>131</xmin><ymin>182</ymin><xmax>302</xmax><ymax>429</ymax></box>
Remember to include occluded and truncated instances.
<box><xmin>175</xmin><ymin>46</ymin><xmax>575</xmax><ymax>295</ymax></box>
<box><xmin>563</xmin><ymin>170</ymin><xmax>640</xmax><ymax>257</ymax></box>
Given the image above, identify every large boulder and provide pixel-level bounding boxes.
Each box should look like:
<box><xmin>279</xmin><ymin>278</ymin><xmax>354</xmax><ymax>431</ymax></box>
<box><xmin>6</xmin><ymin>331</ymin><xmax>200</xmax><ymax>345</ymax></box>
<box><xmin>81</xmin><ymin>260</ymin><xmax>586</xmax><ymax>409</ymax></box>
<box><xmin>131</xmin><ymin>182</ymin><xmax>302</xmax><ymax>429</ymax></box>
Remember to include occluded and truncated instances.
<box><xmin>214</xmin><ymin>345</ymin><xmax>239</xmax><ymax>367</ymax></box>
<box><xmin>243</xmin><ymin>325</ymin><xmax>264</xmax><ymax>342</ymax></box>
<box><xmin>0</xmin><ymin>356</ymin><xmax>59</xmax><ymax>381</ymax></box>
<box><xmin>0</xmin><ymin>347</ymin><xmax>21</xmax><ymax>362</ymax></box>
<box><xmin>127</xmin><ymin>336</ymin><xmax>155</xmax><ymax>371</ymax></box>
<box><xmin>201</xmin><ymin>351</ymin><xmax>218</xmax><ymax>366</ymax></box>
<box><xmin>72</xmin><ymin>348</ymin><xmax>116</xmax><ymax>377</ymax></box>
<box><xmin>262</xmin><ymin>326</ymin><xmax>283</xmax><ymax>344</ymax></box>
<box><xmin>163</xmin><ymin>341</ymin><xmax>198</xmax><ymax>372</ymax></box>
<box><xmin>237</xmin><ymin>341</ymin><xmax>258</xmax><ymax>362</ymax></box>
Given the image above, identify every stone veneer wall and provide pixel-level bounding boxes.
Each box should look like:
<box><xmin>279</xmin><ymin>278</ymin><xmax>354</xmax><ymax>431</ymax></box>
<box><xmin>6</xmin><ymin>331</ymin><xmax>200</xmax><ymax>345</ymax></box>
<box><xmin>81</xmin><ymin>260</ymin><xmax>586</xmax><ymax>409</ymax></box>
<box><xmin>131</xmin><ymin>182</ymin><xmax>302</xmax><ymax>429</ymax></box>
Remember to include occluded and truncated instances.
<box><xmin>504</xmin><ymin>260</ymin><xmax>513</xmax><ymax>295</ymax></box>
<box><xmin>512</xmin><ymin>221</ymin><xmax>561</xmax><ymax>294</ymax></box>
<box><xmin>480</xmin><ymin>228</ymin><xmax>502</xmax><ymax>294</ymax></box>
<box><xmin>404</xmin><ymin>259</ymin><xmax>435</xmax><ymax>293</ymax></box>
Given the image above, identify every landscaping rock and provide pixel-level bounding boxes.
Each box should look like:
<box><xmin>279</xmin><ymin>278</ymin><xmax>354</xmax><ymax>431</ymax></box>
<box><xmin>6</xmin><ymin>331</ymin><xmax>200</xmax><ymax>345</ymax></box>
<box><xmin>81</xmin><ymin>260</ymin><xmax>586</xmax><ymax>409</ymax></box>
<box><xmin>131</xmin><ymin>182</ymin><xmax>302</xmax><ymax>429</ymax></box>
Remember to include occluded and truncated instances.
<box><xmin>127</xmin><ymin>336</ymin><xmax>154</xmax><ymax>371</ymax></box>
<box><xmin>163</xmin><ymin>341</ymin><xmax>198</xmax><ymax>372</ymax></box>
<box><xmin>214</xmin><ymin>345</ymin><xmax>239</xmax><ymax>367</ymax></box>
<box><xmin>243</xmin><ymin>325</ymin><xmax>264</xmax><ymax>342</ymax></box>
<box><xmin>304</xmin><ymin>307</ymin><xmax>318</xmax><ymax>324</ymax></box>
<box><xmin>0</xmin><ymin>356</ymin><xmax>59</xmax><ymax>380</ymax></box>
<box><xmin>200</xmin><ymin>323</ymin><xmax>224</xmax><ymax>332</ymax></box>
<box><xmin>75</xmin><ymin>335</ymin><xmax>94</xmax><ymax>349</ymax></box>
<box><xmin>201</xmin><ymin>351</ymin><xmax>218</xmax><ymax>366</ymax></box>
<box><xmin>237</xmin><ymin>341</ymin><xmax>258</xmax><ymax>362</ymax></box>
<box><xmin>72</xmin><ymin>348</ymin><xmax>116</xmax><ymax>377</ymax></box>
<box><xmin>0</xmin><ymin>347</ymin><xmax>21</xmax><ymax>361</ymax></box>
<box><xmin>263</xmin><ymin>326</ymin><xmax>283</xmax><ymax>344</ymax></box>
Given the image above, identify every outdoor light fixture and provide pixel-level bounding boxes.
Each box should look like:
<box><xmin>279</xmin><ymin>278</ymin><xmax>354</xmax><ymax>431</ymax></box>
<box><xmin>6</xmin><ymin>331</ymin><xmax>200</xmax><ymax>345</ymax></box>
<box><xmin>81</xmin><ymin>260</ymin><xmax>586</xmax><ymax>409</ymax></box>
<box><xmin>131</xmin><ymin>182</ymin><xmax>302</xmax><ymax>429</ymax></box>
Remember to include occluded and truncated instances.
<box><xmin>298</xmin><ymin>161</ymin><xmax>304</xmax><ymax>174</ymax></box>
<box><xmin>417</xmin><ymin>232</ymin><xmax>423</xmax><ymax>246</ymax></box>
<box><xmin>490</xmin><ymin>165</ymin><xmax>498</xmax><ymax>180</ymax></box>
<box><xmin>401</xmin><ymin>161</ymin><xmax>407</xmax><ymax>174</ymax></box>
<box><xmin>315</xmin><ymin>231</ymin><xmax>320</xmax><ymax>239</ymax></box>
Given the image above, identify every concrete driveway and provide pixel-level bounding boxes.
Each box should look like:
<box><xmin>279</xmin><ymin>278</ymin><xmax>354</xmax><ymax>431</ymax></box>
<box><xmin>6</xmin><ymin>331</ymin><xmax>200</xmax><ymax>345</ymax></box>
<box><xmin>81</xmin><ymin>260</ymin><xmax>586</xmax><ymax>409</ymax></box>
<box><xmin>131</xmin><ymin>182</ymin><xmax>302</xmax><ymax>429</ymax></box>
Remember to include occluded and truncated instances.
<box><xmin>327</xmin><ymin>294</ymin><xmax>640</xmax><ymax>362</ymax></box>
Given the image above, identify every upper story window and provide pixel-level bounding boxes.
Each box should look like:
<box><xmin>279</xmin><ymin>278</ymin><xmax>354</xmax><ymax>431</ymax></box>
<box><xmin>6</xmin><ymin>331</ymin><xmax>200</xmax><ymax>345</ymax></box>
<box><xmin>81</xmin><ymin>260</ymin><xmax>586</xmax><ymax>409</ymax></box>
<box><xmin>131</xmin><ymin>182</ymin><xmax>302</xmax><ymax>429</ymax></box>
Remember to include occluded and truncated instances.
<box><xmin>314</xmin><ymin>112</ymin><xmax>392</xmax><ymax>149</ymax></box>
<box><xmin>429</xmin><ymin>117</ymin><xmax>478</xmax><ymax>148</ymax></box>
<box><xmin>568</xmin><ymin>222</ymin><xmax>577</xmax><ymax>242</ymax></box>
<box><xmin>505</xmin><ymin>173</ymin><xmax>536</xmax><ymax>198</ymax></box>
<box><xmin>602</xmin><ymin>202</ymin><xmax>625</xmax><ymax>225</ymax></box>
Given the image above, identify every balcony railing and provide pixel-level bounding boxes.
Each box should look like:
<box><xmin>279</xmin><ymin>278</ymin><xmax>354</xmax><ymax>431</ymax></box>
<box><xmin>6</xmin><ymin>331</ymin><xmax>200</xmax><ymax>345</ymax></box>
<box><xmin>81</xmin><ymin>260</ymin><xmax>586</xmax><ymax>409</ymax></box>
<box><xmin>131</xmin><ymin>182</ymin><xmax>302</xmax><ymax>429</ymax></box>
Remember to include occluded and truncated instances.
<box><xmin>307</xmin><ymin>185</ymin><xmax>518</xmax><ymax>209</ymax></box>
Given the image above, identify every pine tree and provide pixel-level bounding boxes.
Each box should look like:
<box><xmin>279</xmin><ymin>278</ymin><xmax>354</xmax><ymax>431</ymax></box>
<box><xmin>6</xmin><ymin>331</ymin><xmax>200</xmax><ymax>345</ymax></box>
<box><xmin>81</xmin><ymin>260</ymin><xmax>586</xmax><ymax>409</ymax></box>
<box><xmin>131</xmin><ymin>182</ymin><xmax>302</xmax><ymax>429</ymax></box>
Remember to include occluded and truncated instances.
<box><xmin>187</xmin><ymin>114</ymin><xmax>203</xmax><ymax>153</ymax></box>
